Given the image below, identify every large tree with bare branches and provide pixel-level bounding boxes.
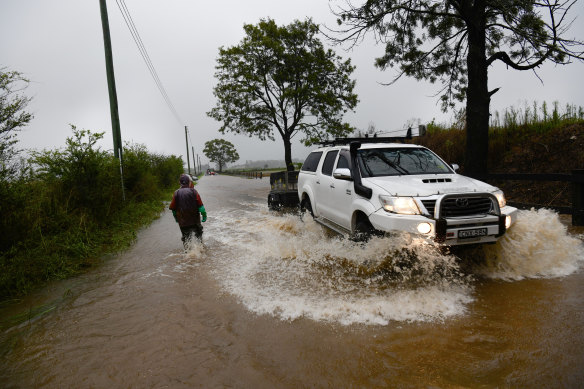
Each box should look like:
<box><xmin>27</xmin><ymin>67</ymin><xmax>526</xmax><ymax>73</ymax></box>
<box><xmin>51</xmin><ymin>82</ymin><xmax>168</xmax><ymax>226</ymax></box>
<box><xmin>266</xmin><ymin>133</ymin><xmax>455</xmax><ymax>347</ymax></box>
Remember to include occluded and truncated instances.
<box><xmin>332</xmin><ymin>0</ymin><xmax>584</xmax><ymax>176</ymax></box>
<box><xmin>208</xmin><ymin>18</ymin><xmax>358</xmax><ymax>171</ymax></box>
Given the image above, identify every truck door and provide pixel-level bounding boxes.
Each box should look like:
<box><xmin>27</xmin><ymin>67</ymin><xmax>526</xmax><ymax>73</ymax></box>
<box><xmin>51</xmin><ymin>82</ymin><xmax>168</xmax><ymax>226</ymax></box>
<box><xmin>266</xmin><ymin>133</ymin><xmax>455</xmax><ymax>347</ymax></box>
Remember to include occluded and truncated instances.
<box><xmin>327</xmin><ymin>151</ymin><xmax>354</xmax><ymax>229</ymax></box>
<box><xmin>315</xmin><ymin>149</ymin><xmax>339</xmax><ymax>220</ymax></box>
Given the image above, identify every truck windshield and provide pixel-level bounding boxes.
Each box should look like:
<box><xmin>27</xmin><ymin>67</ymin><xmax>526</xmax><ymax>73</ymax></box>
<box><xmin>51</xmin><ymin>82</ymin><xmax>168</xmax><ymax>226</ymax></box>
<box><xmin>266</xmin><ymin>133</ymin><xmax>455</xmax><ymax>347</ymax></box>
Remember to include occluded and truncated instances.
<box><xmin>357</xmin><ymin>147</ymin><xmax>452</xmax><ymax>177</ymax></box>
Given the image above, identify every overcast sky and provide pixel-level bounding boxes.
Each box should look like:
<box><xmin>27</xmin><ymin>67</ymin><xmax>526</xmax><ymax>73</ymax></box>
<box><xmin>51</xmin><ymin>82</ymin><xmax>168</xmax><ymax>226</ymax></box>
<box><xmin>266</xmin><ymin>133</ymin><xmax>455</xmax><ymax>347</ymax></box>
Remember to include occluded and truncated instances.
<box><xmin>2</xmin><ymin>0</ymin><xmax>584</xmax><ymax>167</ymax></box>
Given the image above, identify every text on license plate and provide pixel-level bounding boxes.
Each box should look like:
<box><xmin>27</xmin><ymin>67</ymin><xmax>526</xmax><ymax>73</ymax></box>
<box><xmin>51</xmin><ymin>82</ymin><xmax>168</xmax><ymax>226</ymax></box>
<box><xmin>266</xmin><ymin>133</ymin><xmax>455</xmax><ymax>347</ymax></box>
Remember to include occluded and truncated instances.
<box><xmin>458</xmin><ymin>228</ymin><xmax>488</xmax><ymax>239</ymax></box>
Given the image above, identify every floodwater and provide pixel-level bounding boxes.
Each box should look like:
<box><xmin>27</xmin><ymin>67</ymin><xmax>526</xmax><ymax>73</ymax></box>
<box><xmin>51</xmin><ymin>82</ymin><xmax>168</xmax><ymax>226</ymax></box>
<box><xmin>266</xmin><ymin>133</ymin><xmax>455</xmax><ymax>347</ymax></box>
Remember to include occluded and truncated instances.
<box><xmin>1</xmin><ymin>175</ymin><xmax>583</xmax><ymax>388</ymax></box>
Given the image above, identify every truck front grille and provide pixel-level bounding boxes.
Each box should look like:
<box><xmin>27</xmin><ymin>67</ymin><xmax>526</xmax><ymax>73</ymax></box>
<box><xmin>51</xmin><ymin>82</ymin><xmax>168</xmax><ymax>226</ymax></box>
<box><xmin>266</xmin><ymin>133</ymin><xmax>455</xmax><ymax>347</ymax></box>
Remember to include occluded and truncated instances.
<box><xmin>421</xmin><ymin>197</ymin><xmax>494</xmax><ymax>218</ymax></box>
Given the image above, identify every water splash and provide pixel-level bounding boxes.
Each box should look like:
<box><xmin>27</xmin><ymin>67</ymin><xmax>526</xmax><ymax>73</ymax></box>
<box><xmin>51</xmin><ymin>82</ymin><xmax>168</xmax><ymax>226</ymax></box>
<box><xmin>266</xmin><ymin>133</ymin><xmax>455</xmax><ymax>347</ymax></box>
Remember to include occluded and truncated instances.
<box><xmin>209</xmin><ymin>209</ymin><xmax>472</xmax><ymax>325</ymax></box>
<box><xmin>184</xmin><ymin>239</ymin><xmax>206</xmax><ymax>258</ymax></box>
<box><xmin>205</xmin><ymin>205</ymin><xmax>582</xmax><ymax>325</ymax></box>
<box><xmin>474</xmin><ymin>208</ymin><xmax>584</xmax><ymax>280</ymax></box>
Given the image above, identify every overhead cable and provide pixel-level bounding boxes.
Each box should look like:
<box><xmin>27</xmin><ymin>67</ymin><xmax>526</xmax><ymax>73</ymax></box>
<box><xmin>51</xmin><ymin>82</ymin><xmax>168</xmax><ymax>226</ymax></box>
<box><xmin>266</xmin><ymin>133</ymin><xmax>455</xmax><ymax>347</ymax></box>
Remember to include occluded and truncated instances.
<box><xmin>115</xmin><ymin>0</ymin><xmax>184</xmax><ymax>125</ymax></box>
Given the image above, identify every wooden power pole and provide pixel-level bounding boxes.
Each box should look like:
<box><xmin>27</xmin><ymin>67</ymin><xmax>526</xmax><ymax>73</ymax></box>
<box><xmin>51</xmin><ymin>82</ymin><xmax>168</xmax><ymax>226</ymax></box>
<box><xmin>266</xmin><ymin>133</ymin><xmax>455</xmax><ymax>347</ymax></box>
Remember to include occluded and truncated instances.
<box><xmin>99</xmin><ymin>0</ymin><xmax>125</xmax><ymax>200</ymax></box>
<box><xmin>99</xmin><ymin>0</ymin><xmax>123</xmax><ymax>161</ymax></box>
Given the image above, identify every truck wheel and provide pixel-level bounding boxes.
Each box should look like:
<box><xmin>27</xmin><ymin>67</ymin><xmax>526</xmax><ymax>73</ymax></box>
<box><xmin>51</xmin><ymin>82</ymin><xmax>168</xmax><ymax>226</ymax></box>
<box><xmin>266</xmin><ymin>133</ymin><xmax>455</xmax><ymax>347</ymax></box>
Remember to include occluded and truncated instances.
<box><xmin>353</xmin><ymin>218</ymin><xmax>377</xmax><ymax>242</ymax></box>
<box><xmin>300</xmin><ymin>197</ymin><xmax>314</xmax><ymax>219</ymax></box>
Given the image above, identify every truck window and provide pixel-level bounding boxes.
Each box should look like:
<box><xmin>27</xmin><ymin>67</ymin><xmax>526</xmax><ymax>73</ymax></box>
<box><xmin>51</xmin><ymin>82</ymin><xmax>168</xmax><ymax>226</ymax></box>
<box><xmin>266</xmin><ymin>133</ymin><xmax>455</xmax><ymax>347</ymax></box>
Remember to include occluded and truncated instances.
<box><xmin>336</xmin><ymin>154</ymin><xmax>350</xmax><ymax>170</ymax></box>
<box><xmin>321</xmin><ymin>150</ymin><xmax>339</xmax><ymax>176</ymax></box>
<box><xmin>301</xmin><ymin>151</ymin><xmax>323</xmax><ymax>172</ymax></box>
<box><xmin>358</xmin><ymin>147</ymin><xmax>452</xmax><ymax>177</ymax></box>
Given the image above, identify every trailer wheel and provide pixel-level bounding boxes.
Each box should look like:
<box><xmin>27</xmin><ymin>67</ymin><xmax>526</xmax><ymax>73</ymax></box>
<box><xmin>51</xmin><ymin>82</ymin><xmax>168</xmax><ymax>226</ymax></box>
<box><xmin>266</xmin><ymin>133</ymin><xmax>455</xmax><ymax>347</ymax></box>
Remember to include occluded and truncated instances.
<box><xmin>268</xmin><ymin>193</ymin><xmax>281</xmax><ymax>211</ymax></box>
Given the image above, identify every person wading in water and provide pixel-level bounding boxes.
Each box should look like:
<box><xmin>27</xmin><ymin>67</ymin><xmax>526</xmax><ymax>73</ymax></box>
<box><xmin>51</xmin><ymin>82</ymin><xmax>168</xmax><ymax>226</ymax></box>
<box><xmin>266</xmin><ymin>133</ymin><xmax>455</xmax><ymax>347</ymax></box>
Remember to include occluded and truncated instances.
<box><xmin>169</xmin><ymin>174</ymin><xmax>207</xmax><ymax>247</ymax></box>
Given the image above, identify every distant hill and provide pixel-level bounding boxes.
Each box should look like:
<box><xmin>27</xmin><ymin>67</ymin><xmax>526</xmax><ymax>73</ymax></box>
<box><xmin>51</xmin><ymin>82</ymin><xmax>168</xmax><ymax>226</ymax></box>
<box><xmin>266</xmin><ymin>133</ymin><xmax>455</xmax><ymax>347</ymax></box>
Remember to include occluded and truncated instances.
<box><xmin>231</xmin><ymin>159</ymin><xmax>304</xmax><ymax>170</ymax></box>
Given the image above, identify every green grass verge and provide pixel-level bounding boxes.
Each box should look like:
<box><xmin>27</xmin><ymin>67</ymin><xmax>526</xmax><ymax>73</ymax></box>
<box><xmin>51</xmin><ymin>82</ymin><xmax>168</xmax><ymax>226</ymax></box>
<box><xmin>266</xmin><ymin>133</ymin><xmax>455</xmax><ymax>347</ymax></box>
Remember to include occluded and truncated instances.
<box><xmin>0</xmin><ymin>190</ymin><xmax>174</xmax><ymax>302</ymax></box>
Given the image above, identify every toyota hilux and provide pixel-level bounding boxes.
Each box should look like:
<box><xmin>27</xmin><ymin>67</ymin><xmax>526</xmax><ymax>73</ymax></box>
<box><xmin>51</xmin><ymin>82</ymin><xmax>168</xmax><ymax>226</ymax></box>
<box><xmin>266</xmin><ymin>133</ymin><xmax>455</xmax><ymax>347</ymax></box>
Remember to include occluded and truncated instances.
<box><xmin>297</xmin><ymin>137</ymin><xmax>517</xmax><ymax>245</ymax></box>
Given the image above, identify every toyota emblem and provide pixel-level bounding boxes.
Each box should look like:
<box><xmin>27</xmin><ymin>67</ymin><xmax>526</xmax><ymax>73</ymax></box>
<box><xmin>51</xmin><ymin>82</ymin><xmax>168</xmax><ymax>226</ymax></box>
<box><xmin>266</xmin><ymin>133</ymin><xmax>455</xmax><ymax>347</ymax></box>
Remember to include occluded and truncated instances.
<box><xmin>455</xmin><ymin>198</ymin><xmax>469</xmax><ymax>208</ymax></box>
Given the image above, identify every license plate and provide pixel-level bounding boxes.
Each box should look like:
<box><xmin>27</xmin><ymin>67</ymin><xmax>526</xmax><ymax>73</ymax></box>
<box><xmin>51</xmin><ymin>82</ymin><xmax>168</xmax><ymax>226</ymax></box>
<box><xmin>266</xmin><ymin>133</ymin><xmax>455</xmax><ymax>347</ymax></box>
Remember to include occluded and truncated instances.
<box><xmin>458</xmin><ymin>228</ymin><xmax>488</xmax><ymax>239</ymax></box>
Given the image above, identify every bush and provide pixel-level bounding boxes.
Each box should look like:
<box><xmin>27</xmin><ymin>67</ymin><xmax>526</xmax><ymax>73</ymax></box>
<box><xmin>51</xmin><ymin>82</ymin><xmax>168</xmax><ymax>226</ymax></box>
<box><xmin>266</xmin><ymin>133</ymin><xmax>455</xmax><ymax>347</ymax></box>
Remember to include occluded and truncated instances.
<box><xmin>0</xmin><ymin>126</ymin><xmax>183</xmax><ymax>299</ymax></box>
<box><xmin>416</xmin><ymin>101</ymin><xmax>584</xmax><ymax>173</ymax></box>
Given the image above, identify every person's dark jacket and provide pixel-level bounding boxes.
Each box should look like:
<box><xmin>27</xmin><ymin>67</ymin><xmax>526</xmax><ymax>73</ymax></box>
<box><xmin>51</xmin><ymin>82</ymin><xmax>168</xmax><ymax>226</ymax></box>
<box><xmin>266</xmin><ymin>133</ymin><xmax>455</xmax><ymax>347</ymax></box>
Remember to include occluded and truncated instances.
<box><xmin>169</xmin><ymin>186</ymin><xmax>204</xmax><ymax>227</ymax></box>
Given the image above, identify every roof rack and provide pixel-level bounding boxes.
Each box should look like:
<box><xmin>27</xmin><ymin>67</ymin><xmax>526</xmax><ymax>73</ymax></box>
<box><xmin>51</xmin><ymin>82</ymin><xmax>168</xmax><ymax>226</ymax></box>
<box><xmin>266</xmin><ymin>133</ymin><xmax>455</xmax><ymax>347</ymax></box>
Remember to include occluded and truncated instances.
<box><xmin>319</xmin><ymin>128</ymin><xmax>413</xmax><ymax>147</ymax></box>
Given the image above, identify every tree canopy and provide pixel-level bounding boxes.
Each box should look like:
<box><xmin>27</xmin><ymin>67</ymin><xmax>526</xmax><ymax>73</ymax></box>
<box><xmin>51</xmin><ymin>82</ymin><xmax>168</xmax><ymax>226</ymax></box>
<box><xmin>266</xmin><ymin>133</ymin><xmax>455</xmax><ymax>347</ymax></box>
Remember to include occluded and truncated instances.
<box><xmin>0</xmin><ymin>68</ymin><xmax>33</xmax><ymax>181</ymax></box>
<box><xmin>207</xmin><ymin>18</ymin><xmax>359</xmax><ymax>170</ymax></box>
<box><xmin>203</xmin><ymin>139</ymin><xmax>239</xmax><ymax>172</ymax></box>
<box><xmin>332</xmin><ymin>0</ymin><xmax>584</xmax><ymax>176</ymax></box>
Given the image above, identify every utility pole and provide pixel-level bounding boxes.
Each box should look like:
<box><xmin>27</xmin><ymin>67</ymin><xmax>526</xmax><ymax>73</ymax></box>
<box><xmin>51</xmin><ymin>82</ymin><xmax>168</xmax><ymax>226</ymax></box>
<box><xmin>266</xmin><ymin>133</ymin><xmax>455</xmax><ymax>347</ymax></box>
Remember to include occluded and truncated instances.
<box><xmin>99</xmin><ymin>0</ymin><xmax>123</xmax><ymax>161</ymax></box>
<box><xmin>192</xmin><ymin>146</ymin><xmax>196</xmax><ymax>175</ymax></box>
<box><xmin>185</xmin><ymin>126</ymin><xmax>191</xmax><ymax>175</ymax></box>
<box><xmin>99</xmin><ymin>0</ymin><xmax>125</xmax><ymax>201</ymax></box>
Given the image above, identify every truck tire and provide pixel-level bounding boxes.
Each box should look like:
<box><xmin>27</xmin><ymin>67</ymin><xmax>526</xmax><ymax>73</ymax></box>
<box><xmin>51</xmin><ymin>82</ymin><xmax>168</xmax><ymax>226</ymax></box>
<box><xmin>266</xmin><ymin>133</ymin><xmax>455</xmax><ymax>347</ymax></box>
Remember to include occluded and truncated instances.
<box><xmin>353</xmin><ymin>217</ymin><xmax>378</xmax><ymax>242</ymax></box>
<box><xmin>300</xmin><ymin>197</ymin><xmax>314</xmax><ymax>219</ymax></box>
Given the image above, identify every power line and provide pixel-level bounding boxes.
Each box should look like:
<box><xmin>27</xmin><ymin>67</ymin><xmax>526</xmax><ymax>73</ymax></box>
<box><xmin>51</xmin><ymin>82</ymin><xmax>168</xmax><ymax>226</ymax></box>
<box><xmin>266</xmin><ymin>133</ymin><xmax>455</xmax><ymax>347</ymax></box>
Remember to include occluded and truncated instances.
<box><xmin>116</xmin><ymin>0</ymin><xmax>182</xmax><ymax>124</ymax></box>
<box><xmin>115</xmin><ymin>0</ymin><xmax>183</xmax><ymax>125</ymax></box>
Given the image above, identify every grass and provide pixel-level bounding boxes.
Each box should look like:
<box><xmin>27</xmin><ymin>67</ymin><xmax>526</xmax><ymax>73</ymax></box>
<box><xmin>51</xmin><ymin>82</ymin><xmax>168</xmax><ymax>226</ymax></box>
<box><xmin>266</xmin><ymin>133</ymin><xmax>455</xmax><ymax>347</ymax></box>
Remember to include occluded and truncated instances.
<box><xmin>417</xmin><ymin>100</ymin><xmax>584</xmax><ymax>170</ymax></box>
<box><xmin>0</xmin><ymin>190</ymin><xmax>174</xmax><ymax>302</ymax></box>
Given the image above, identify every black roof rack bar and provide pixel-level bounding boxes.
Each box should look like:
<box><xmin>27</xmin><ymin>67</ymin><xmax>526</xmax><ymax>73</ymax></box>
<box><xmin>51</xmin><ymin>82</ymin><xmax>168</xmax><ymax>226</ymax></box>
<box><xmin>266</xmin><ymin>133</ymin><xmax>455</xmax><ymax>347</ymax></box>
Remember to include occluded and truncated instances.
<box><xmin>318</xmin><ymin>128</ymin><xmax>414</xmax><ymax>147</ymax></box>
<box><xmin>318</xmin><ymin>135</ymin><xmax>412</xmax><ymax>147</ymax></box>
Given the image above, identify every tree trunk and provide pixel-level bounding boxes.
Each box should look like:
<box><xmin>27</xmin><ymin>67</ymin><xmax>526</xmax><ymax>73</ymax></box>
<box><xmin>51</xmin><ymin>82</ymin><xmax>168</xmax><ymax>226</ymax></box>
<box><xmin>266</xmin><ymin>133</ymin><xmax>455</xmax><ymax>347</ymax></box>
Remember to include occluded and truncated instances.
<box><xmin>464</xmin><ymin>3</ymin><xmax>490</xmax><ymax>178</ymax></box>
<box><xmin>283</xmin><ymin>135</ymin><xmax>294</xmax><ymax>171</ymax></box>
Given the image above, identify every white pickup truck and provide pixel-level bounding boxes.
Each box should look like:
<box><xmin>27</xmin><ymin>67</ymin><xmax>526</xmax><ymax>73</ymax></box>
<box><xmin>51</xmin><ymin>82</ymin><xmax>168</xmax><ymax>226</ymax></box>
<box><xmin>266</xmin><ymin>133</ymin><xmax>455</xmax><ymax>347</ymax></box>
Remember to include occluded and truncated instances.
<box><xmin>297</xmin><ymin>138</ymin><xmax>517</xmax><ymax>245</ymax></box>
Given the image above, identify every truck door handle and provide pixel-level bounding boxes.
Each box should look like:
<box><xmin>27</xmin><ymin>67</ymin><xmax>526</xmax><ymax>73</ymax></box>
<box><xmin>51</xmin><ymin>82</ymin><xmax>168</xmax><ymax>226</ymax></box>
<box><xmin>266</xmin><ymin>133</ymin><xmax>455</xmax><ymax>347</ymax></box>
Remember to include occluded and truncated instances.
<box><xmin>330</xmin><ymin>184</ymin><xmax>335</xmax><ymax>188</ymax></box>
<box><xmin>316</xmin><ymin>180</ymin><xmax>320</xmax><ymax>184</ymax></box>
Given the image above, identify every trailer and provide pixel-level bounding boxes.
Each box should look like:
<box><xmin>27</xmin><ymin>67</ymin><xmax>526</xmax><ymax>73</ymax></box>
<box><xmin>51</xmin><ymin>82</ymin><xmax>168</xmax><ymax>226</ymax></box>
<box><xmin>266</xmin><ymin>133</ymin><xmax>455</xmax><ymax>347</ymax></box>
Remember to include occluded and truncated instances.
<box><xmin>268</xmin><ymin>171</ymin><xmax>300</xmax><ymax>210</ymax></box>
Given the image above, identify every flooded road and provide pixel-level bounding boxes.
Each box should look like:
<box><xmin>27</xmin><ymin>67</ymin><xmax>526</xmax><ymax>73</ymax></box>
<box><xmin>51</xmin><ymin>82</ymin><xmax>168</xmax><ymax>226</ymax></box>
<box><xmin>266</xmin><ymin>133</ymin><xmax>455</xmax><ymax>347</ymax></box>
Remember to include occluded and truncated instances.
<box><xmin>1</xmin><ymin>175</ymin><xmax>584</xmax><ymax>388</ymax></box>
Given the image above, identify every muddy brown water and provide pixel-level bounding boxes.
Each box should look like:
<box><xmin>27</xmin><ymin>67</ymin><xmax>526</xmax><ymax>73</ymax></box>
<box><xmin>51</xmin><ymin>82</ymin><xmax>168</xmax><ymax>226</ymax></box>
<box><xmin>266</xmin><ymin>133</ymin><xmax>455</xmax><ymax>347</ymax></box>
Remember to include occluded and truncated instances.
<box><xmin>1</xmin><ymin>175</ymin><xmax>583</xmax><ymax>388</ymax></box>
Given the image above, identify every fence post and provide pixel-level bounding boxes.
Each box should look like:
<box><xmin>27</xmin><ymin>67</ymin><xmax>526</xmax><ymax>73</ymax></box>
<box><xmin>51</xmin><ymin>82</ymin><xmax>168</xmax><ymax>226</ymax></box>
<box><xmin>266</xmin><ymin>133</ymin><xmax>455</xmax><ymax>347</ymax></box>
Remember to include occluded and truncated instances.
<box><xmin>572</xmin><ymin>169</ymin><xmax>584</xmax><ymax>226</ymax></box>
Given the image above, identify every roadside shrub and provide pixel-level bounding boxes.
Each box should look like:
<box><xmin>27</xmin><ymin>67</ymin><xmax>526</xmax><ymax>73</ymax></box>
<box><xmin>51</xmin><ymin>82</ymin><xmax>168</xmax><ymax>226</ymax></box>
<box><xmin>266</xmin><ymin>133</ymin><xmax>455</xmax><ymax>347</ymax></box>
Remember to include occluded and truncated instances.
<box><xmin>122</xmin><ymin>143</ymin><xmax>183</xmax><ymax>201</ymax></box>
<box><xmin>0</xmin><ymin>125</ymin><xmax>183</xmax><ymax>299</ymax></box>
<box><xmin>416</xmin><ymin>101</ymin><xmax>584</xmax><ymax>173</ymax></box>
<box><xmin>30</xmin><ymin>126</ymin><xmax>122</xmax><ymax>221</ymax></box>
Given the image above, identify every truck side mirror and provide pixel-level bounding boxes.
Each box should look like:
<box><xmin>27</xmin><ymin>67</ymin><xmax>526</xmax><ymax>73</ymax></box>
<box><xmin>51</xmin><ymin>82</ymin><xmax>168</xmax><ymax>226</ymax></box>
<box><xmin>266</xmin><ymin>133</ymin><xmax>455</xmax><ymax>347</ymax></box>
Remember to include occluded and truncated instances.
<box><xmin>451</xmin><ymin>164</ymin><xmax>460</xmax><ymax>172</ymax></box>
<box><xmin>333</xmin><ymin>168</ymin><xmax>353</xmax><ymax>180</ymax></box>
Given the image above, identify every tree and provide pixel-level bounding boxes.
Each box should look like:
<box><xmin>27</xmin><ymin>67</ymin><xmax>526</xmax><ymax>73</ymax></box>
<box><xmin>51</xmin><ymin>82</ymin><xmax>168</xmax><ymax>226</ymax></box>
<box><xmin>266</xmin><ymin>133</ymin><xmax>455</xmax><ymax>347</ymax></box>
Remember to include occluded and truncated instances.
<box><xmin>0</xmin><ymin>68</ymin><xmax>33</xmax><ymax>181</ymax></box>
<box><xmin>208</xmin><ymin>18</ymin><xmax>359</xmax><ymax>171</ymax></box>
<box><xmin>203</xmin><ymin>139</ymin><xmax>240</xmax><ymax>173</ymax></box>
<box><xmin>332</xmin><ymin>0</ymin><xmax>584</xmax><ymax>176</ymax></box>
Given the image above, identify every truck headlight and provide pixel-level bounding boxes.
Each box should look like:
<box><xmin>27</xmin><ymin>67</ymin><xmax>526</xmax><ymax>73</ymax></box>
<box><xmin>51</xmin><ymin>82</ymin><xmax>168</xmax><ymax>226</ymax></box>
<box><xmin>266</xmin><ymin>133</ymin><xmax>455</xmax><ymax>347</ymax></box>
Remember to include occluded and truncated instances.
<box><xmin>493</xmin><ymin>190</ymin><xmax>506</xmax><ymax>208</ymax></box>
<box><xmin>379</xmin><ymin>195</ymin><xmax>420</xmax><ymax>215</ymax></box>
